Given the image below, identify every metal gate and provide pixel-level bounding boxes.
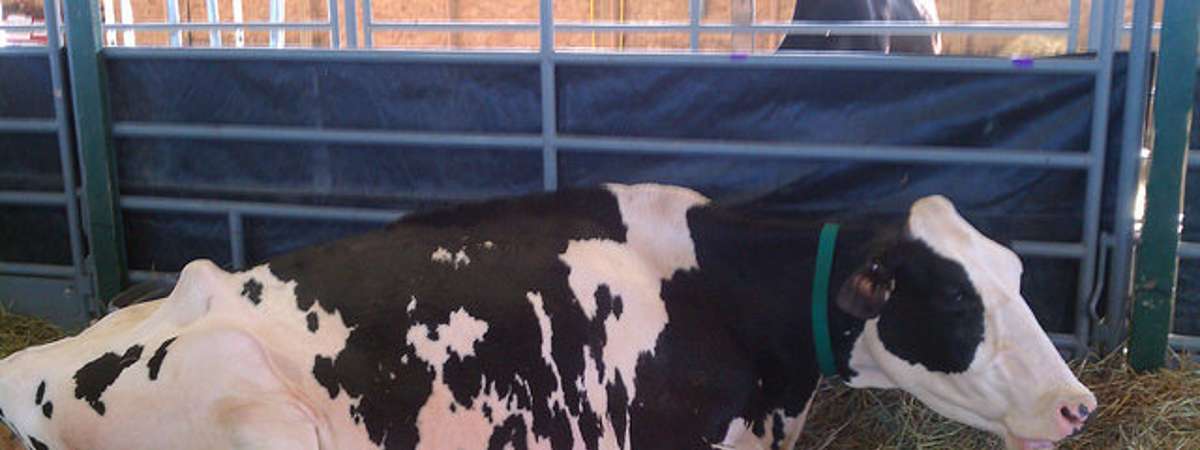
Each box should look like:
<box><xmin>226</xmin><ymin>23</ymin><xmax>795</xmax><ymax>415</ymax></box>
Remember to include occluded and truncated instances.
<box><xmin>0</xmin><ymin>0</ymin><xmax>1165</xmax><ymax>359</ymax></box>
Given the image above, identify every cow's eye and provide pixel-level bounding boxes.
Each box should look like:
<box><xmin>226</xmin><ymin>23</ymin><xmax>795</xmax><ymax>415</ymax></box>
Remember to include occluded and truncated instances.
<box><xmin>946</xmin><ymin>288</ymin><xmax>965</xmax><ymax>301</ymax></box>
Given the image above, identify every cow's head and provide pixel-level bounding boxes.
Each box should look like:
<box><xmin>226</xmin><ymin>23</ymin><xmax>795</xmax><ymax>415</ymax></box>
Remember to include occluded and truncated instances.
<box><xmin>835</xmin><ymin>195</ymin><xmax>1095</xmax><ymax>450</ymax></box>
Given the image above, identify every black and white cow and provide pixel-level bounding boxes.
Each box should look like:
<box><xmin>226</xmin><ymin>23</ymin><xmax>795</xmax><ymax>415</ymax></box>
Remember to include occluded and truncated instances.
<box><xmin>0</xmin><ymin>183</ymin><xmax>1093</xmax><ymax>450</ymax></box>
<box><xmin>779</xmin><ymin>0</ymin><xmax>943</xmax><ymax>54</ymax></box>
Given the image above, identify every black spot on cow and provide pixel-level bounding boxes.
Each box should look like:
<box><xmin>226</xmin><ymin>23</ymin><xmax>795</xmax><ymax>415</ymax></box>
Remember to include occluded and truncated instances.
<box><xmin>449</xmin><ymin>403</ymin><xmax>457</xmax><ymax>413</ymax></box>
<box><xmin>34</xmin><ymin>381</ymin><xmax>45</xmax><ymax>405</ymax></box>
<box><xmin>482</xmin><ymin>403</ymin><xmax>494</xmax><ymax>423</ymax></box>
<box><xmin>28</xmin><ymin>436</ymin><xmax>48</xmax><ymax>450</ymax></box>
<box><xmin>487</xmin><ymin>415</ymin><xmax>529</xmax><ymax>450</ymax></box>
<box><xmin>147</xmin><ymin>337</ymin><xmax>178</xmax><ymax>381</ymax></box>
<box><xmin>41</xmin><ymin>402</ymin><xmax>52</xmax><ymax>419</ymax></box>
<box><xmin>623</xmin><ymin>206</ymin><xmax>877</xmax><ymax>448</ymax></box>
<box><xmin>312</xmin><ymin>356</ymin><xmax>339</xmax><ymax>398</ymax></box>
<box><xmin>770</xmin><ymin>411</ymin><xmax>785</xmax><ymax>450</ymax></box>
<box><xmin>443</xmin><ymin>353</ymin><xmax>484</xmax><ymax>408</ymax></box>
<box><xmin>269</xmin><ymin>188</ymin><xmax>626</xmax><ymax>449</ymax></box>
<box><xmin>578</xmin><ymin>400</ymin><xmax>603</xmax><ymax>450</ymax></box>
<box><xmin>306</xmin><ymin>312</ymin><xmax>319</xmax><ymax>333</ymax></box>
<box><xmin>874</xmin><ymin>240</ymin><xmax>986</xmax><ymax>374</ymax></box>
<box><xmin>73</xmin><ymin>344</ymin><xmax>144</xmax><ymax>416</ymax></box>
<box><xmin>241</xmin><ymin>279</ymin><xmax>264</xmax><ymax>306</ymax></box>
<box><xmin>606</xmin><ymin>372</ymin><xmax>628</xmax><ymax>449</ymax></box>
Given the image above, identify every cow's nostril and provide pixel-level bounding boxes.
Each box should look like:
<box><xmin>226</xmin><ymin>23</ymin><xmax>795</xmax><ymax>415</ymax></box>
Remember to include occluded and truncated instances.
<box><xmin>1059</xmin><ymin>406</ymin><xmax>1079</xmax><ymax>423</ymax></box>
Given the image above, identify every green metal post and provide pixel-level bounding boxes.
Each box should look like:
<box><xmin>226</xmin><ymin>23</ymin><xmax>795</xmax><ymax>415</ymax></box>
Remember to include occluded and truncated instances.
<box><xmin>63</xmin><ymin>0</ymin><xmax>128</xmax><ymax>304</ymax></box>
<box><xmin>1129</xmin><ymin>0</ymin><xmax>1199</xmax><ymax>372</ymax></box>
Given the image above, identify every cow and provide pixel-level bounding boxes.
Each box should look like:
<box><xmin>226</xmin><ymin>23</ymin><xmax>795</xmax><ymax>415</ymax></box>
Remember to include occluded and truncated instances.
<box><xmin>0</xmin><ymin>183</ymin><xmax>1093</xmax><ymax>450</ymax></box>
<box><xmin>779</xmin><ymin>0</ymin><xmax>943</xmax><ymax>54</ymax></box>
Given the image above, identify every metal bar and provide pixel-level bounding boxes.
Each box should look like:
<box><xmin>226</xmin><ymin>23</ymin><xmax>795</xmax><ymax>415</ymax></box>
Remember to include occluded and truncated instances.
<box><xmin>1073</xmin><ymin>0</ymin><xmax>1120</xmax><ymax>359</ymax></box>
<box><xmin>1130</xmin><ymin>0</ymin><xmax>1199</xmax><ymax>372</ymax></box>
<box><xmin>1180</xmin><ymin>242</ymin><xmax>1200</xmax><ymax>259</ymax></box>
<box><xmin>328</xmin><ymin>0</ymin><xmax>340</xmax><ymax>48</ymax></box>
<box><xmin>104</xmin><ymin>22</ymin><xmax>332</xmax><ymax>31</ymax></box>
<box><xmin>98</xmin><ymin>46</ymin><xmax>1102</xmax><ymax>74</ymax></box>
<box><xmin>111</xmin><ymin>122</ymin><xmax>543</xmax><ymax>147</ymax></box>
<box><xmin>45</xmin><ymin>0</ymin><xmax>90</xmax><ymax>304</ymax></box>
<box><xmin>551</xmin><ymin>21</ymin><xmax>1069</xmax><ymax>35</ymax></box>
<box><xmin>1049</xmin><ymin>332</ymin><xmax>1083</xmax><ymax>352</ymax></box>
<box><xmin>1070</xmin><ymin>0</ymin><xmax>1123</xmax><ymax>362</ymax></box>
<box><xmin>1103</xmin><ymin>0</ymin><xmax>1157</xmax><ymax>354</ymax></box>
<box><xmin>0</xmin><ymin>25</ymin><xmax>46</xmax><ymax>32</ymax></box>
<box><xmin>361</xmin><ymin>0</ymin><xmax>372</xmax><ymax>48</ymax></box>
<box><xmin>0</xmin><ymin>190</ymin><xmax>68</xmax><ymax>206</ymax></box>
<box><xmin>269</xmin><ymin>0</ymin><xmax>286</xmax><ymax>48</ymax></box>
<box><xmin>557</xmin><ymin>136</ymin><xmax>1093</xmax><ymax>168</ymax></box>
<box><xmin>553</xmin><ymin>52</ymin><xmax>1102</xmax><ymax>74</ymax></box>
<box><xmin>1067</xmin><ymin>0</ymin><xmax>1081</xmax><ymax>52</ymax></box>
<box><xmin>119</xmin><ymin>0</ymin><xmax>136</xmax><ymax>46</ymax></box>
<box><xmin>228</xmin><ymin>212</ymin><xmax>246</xmax><ymax>269</ymax></box>
<box><xmin>165</xmin><ymin>0</ymin><xmax>182</xmax><ymax>47</ymax></box>
<box><xmin>1169</xmin><ymin>334</ymin><xmax>1200</xmax><ymax>351</ymax></box>
<box><xmin>109</xmin><ymin>121</ymin><xmax>1094</xmax><ymax>168</ymax></box>
<box><xmin>366</xmin><ymin>21</ymin><xmax>540</xmax><ymax>32</ymax></box>
<box><xmin>205</xmin><ymin>0</ymin><xmax>221</xmax><ymax>47</ymax></box>
<box><xmin>343</xmin><ymin>0</ymin><xmax>357</xmax><ymax>48</ymax></box>
<box><xmin>121</xmin><ymin>196</ymin><xmax>405</xmax><ymax>222</ymax></box>
<box><xmin>705</xmin><ymin>21</ymin><xmax>1070</xmax><ymax>35</ymax></box>
<box><xmin>540</xmin><ymin>0</ymin><xmax>557</xmax><ymax>191</ymax></box>
<box><xmin>1087</xmin><ymin>0</ymin><xmax>1104</xmax><ymax>50</ymax></box>
<box><xmin>64</xmin><ymin>0</ymin><xmax>129</xmax><ymax>303</ymax></box>
<box><xmin>233</xmin><ymin>0</ymin><xmax>245</xmax><ymax>47</ymax></box>
<box><xmin>1009</xmin><ymin>241</ymin><xmax>1088</xmax><ymax>259</ymax></box>
<box><xmin>688</xmin><ymin>0</ymin><xmax>700</xmax><ymax>51</ymax></box>
<box><xmin>0</xmin><ymin>262</ymin><xmax>77</xmax><ymax>278</ymax></box>
<box><xmin>104</xmin><ymin>47</ymin><xmax>540</xmax><ymax>63</ymax></box>
<box><xmin>0</xmin><ymin>118</ymin><xmax>58</xmax><ymax>133</ymax></box>
<box><xmin>0</xmin><ymin>47</ymin><xmax>54</xmax><ymax>56</ymax></box>
<box><xmin>101</xmin><ymin>0</ymin><xmax>118</xmax><ymax>46</ymax></box>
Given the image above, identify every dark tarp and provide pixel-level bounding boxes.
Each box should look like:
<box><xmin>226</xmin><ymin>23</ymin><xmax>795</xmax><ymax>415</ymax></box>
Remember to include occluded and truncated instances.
<box><xmin>1</xmin><ymin>52</ymin><xmax>1139</xmax><ymax>334</ymax></box>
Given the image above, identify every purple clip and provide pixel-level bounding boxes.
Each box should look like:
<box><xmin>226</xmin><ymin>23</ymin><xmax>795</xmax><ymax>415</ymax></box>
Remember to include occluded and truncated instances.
<box><xmin>1012</xmin><ymin>57</ymin><xmax>1034</xmax><ymax>69</ymax></box>
<box><xmin>730</xmin><ymin>52</ymin><xmax>749</xmax><ymax>61</ymax></box>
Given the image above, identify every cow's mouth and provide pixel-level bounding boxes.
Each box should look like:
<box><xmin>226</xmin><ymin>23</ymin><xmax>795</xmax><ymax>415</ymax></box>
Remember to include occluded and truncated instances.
<box><xmin>1006</xmin><ymin>433</ymin><xmax>1057</xmax><ymax>450</ymax></box>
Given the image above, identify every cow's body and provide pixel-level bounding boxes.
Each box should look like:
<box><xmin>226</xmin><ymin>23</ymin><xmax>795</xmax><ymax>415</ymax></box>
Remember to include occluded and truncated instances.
<box><xmin>780</xmin><ymin>0</ymin><xmax>942</xmax><ymax>54</ymax></box>
<box><xmin>0</xmin><ymin>184</ymin><xmax>1093</xmax><ymax>450</ymax></box>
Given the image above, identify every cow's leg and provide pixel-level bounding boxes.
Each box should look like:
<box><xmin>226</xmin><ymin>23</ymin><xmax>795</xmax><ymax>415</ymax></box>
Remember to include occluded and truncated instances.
<box><xmin>218</xmin><ymin>398</ymin><xmax>321</xmax><ymax>450</ymax></box>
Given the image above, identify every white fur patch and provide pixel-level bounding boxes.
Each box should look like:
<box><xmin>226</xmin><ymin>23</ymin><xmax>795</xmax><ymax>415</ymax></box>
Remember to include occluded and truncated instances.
<box><xmin>431</xmin><ymin>246</ymin><xmax>471</xmax><ymax>269</ymax></box>
<box><xmin>407</xmin><ymin>309</ymin><xmax>529</xmax><ymax>449</ymax></box>
<box><xmin>431</xmin><ymin>247</ymin><xmax>453</xmax><ymax>265</ymax></box>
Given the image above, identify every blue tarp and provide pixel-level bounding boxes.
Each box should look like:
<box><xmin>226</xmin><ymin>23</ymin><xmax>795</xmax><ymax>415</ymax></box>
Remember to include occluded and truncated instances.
<box><xmin>0</xmin><ymin>52</ymin><xmax>1141</xmax><ymax>334</ymax></box>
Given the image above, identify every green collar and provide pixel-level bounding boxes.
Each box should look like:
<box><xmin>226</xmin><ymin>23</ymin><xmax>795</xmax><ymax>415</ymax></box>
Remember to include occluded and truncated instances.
<box><xmin>811</xmin><ymin>223</ymin><xmax>840</xmax><ymax>378</ymax></box>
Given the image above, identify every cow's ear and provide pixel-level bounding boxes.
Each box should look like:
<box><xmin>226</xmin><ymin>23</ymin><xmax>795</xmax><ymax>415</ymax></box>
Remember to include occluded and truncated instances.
<box><xmin>835</xmin><ymin>262</ymin><xmax>895</xmax><ymax>320</ymax></box>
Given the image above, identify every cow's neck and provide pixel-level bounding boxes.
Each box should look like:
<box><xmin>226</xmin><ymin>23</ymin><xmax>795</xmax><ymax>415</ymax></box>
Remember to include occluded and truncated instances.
<box><xmin>683</xmin><ymin>206</ymin><xmax>884</xmax><ymax>381</ymax></box>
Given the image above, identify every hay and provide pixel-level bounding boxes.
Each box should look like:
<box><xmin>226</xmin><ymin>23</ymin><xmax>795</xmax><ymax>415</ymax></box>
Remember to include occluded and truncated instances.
<box><xmin>0</xmin><ymin>307</ymin><xmax>65</xmax><ymax>359</ymax></box>
<box><xmin>797</xmin><ymin>350</ymin><xmax>1200</xmax><ymax>449</ymax></box>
